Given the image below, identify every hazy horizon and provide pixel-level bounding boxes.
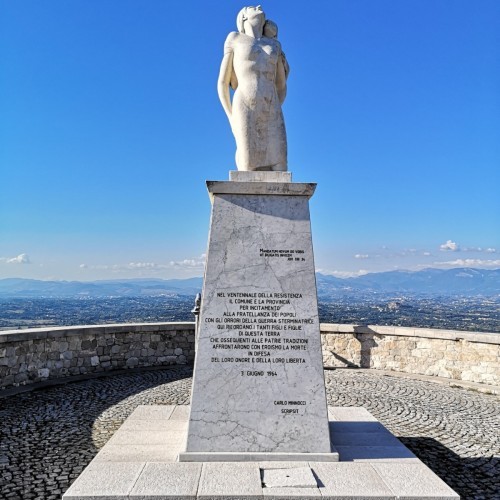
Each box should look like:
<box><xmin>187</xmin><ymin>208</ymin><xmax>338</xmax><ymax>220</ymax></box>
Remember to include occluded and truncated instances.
<box><xmin>1</xmin><ymin>266</ymin><xmax>500</xmax><ymax>283</ymax></box>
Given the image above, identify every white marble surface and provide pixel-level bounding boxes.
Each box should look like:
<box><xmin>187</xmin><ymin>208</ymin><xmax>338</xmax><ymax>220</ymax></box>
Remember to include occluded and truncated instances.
<box><xmin>218</xmin><ymin>6</ymin><xmax>288</xmax><ymax>171</ymax></box>
<box><xmin>230</xmin><ymin>171</ymin><xmax>292</xmax><ymax>183</ymax></box>
<box><xmin>206</xmin><ymin>180</ymin><xmax>315</xmax><ymax>199</ymax></box>
<box><xmin>64</xmin><ymin>405</ymin><xmax>459</xmax><ymax>499</ymax></box>
<box><xmin>184</xmin><ymin>184</ymin><xmax>331</xmax><ymax>455</ymax></box>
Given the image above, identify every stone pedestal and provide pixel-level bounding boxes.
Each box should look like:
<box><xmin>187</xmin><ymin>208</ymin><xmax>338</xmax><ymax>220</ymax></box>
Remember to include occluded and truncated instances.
<box><xmin>179</xmin><ymin>172</ymin><xmax>334</xmax><ymax>461</ymax></box>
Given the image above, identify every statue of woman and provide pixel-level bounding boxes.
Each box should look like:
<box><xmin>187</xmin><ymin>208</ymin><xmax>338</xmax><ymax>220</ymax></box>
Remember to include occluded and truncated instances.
<box><xmin>218</xmin><ymin>6</ymin><xmax>289</xmax><ymax>172</ymax></box>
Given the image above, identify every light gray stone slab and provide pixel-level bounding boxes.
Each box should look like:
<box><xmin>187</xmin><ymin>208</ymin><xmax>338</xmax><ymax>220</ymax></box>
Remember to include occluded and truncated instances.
<box><xmin>92</xmin><ymin>444</ymin><xmax>180</xmax><ymax>463</ymax></box>
<box><xmin>197</xmin><ymin>462</ymin><xmax>263</xmax><ymax>499</ymax></box>
<box><xmin>207</xmin><ymin>180</ymin><xmax>316</xmax><ymax>198</ymax></box>
<box><xmin>169</xmin><ymin>405</ymin><xmax>190</xmax><ymax>420</ymax></box>
<box><xmin>107</xmin><ymin>430</ymin><xmax>185</xmax><ymax>446</ymax></box>
<box><xmin>262</xmin><ymin>466</ymin><xmax>317</xmax><ymax>488</ymax></box>
<box><xmin>129</xmin><ymin>462</ymin><xmax>202</xmax><ymax>499</ymax></box>
<box><xmin>120</xmin><ymin>419</ymin><xmax>188</xmax><ymax>432</ymax></box>
<box><xmin>230</xmin><ymin>171</ymin><xmax>292</xmax><ymax>183</ymax></box>
<box><xmin>185</xmin><ymin>187</ymin><xmax>331</xmax><ymax>456</ymax></box>
<box><xmin>372</xmin><ymin>463</ymin><xmax>460</xmax><ymax>499</ymax></box>
<box><xmin>329</xmin><ymin>407</ymin><xmax>378</xmax><ymax>422</ymax></box>
<box><xmin>263</xmin><ymin>487</ymin><xmax>321</xmax><ymax>498</ymax></box>
<box><xmin>127</xmin><ymin>405</ymin><xmax>175</xmax><ymax>420</ymax></box>
<box><xmin>312</xmin><ymin>462</ymin><xmax>395</xmax><ymax>499</ymax></box>
<box><xmin>329</xmin><ymin>421</ymin><xmax>389</xmax><ymax>434</ymax></box>
<box><xmin>336</xmin><ymin>446</ymin><xmax>418</xmax><ymax>462</ymax></box>
<box><xmin>331</xmin><ymin>432</ymin><xmax>402</xmax><ymax>447</ymax></box>
<box><xmin>63</xmin><ymin>462</ymin><xmax>145</xmax><ymax>499</ymax></box>
<box><xmin>259</xmin><ymin>461</ymin><xmax>310</xmax><ymax>469</ymax></box>
<box><xmin>179</xmin><ymin>452</ymin><xmax>339</xmax><ymax>462</ymax></box>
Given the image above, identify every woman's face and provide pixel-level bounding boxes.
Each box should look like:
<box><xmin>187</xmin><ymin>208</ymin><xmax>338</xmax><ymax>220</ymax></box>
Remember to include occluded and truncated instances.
<box><xmin>245</xmin><ymin>5</ymin><xmax>265</xmax><ymax>23</ymax></box>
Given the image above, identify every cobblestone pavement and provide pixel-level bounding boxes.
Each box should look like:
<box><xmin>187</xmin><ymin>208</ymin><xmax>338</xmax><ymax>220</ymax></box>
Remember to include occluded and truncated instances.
<box><xmin>0</xmin><ymin>367</ymin><xmax>498</xmax><ymax>499</ymax></box>
<box><xmin>324</xmin><ymin>370</ymin><xmax>500</xmax><ymax>500</ymax></box>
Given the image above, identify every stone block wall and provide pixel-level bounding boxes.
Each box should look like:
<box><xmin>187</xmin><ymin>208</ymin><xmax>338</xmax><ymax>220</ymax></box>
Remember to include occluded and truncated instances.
<box><xmin>321</xmin><ymin>324</ymin><xmax>500</xmax><ymax>386</ymax></box>
<box><xmin>0</xmin><ymin>323</ymin><xmax>195</xmax><ymax>391</ymax></box>
<box><xmin>1</xmin><ymin>322</ymin><xmax>498</xmax><ymax>392</ymax></box>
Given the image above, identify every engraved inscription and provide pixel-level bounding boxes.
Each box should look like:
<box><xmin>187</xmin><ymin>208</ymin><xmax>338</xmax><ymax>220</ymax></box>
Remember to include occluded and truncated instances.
<box><xmin>207</xmin><ymin>289</ymin><xmax>314</xmax><ymax>414</ymax></box>
<box><xmin>259</xmin><ymin>248</ymin><xmax>306</xmax><ymax>262</ymax></box>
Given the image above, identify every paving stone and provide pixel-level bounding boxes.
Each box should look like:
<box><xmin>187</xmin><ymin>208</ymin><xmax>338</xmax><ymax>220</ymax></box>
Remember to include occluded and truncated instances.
<box><xmin>120</xmin><ymin>419</ymin><xmax>188</xmax><ymax>432</ymax></box>
<box><xmin>330</xmin><ymin>432</ymin><xmax>402</xmax><ymax>447</ymax></box>
<box><xmin>169</xmin><ymin>405</ymin><xmax>190</xmax><ymax>420</ymax></box>
<box><xmin>329</xmin><ymin>421</ymin><xmax>391</xmax><ymax>434</ymax></box>
<box><xmin>335</xmin><ymin>446</ymin><xmax>418</xmax><ymax>462</ymax></box>
<box><xmin>372</xmin><ymin>463</ymin><xmax>460</xmax><ymax>499</ymax></box>
<box><xmin>128</xmin><ymin>405</ymin><xmax>175</xmax><ymax>420</ymax></box>
<box><xmin>92</xmin><ymin>444</ymin><xmax>180</xmax><ymax>463</ymax></box>
<box><xmin>62</xmin><ymin>462</ymin><xmax>144</xmax><ymax>499</ymax></box>
<box><xmin>263</xmin><ymin>487</ymin><xmax>321</xmax><ymax>498</ymax></box>
<box><xmin>129</xmin><ymin>462</ymin><xmax>202</xmax><ymax>499</ymax></box>
<box><xmin>329</xmin><ymin>407</ymin><xmax>379</xmax><ymax>422</ymax></box>
<box><xmin>312</xmin><ymin>462</ymin><xmax>395</xmax><ymax>499</ymax></box>
<box><xmin>197</xmin><ymin>462</ymin><xmax>262</xmax><ymax>499</ymax></box>
<box><xmin>262</xmin><ymin>466</ymin><xmax>317</xmax><ymax>488</ymax></box>
<box><xmin>259</xmin><ymin>462</ymin><xmax>310</xmax><ymax>469</ymax></box>
<box><xmin>107</xmin><ymin>429</ymin><xmax>185</xmax><ymax>445</ymax></box>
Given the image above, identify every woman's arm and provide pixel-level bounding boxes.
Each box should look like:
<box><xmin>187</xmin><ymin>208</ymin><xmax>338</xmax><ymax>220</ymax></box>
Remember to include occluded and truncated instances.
<box><xmin>218</xmin><ymin>41</ymin><xmax>235</xmax><ymax>120</ymax></box>
<box><xmin>276</xmin><ymin>54</ymin><xmax>287</xmax><ymax>105</ymax></box>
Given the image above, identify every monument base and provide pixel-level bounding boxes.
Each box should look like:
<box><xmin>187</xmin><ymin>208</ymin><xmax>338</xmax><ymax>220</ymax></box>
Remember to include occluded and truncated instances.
<box><xmin>178</xmin><ymin>450</ymin><xmax>339</xmax><ymax>462</ymax></box>
<box><xmin>63</xmin><ymin>405</ymin><xmax>459</xmax><ymax>500</ymax></box>
<box><xmin>185</xmin><ymin>175</ymin><xmax>332</xmax><ymax>457</ymax></box>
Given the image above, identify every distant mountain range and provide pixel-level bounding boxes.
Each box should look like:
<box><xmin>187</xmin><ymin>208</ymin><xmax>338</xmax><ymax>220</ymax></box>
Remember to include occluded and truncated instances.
<box><xmin>0</xmin><ymin>268</ymin><xmax>498</xmax><ymax>298</ymax></box>
<box><xmin>316</xmin><ymin>268</ymin><xmax>500</xmax><ymax>298</ymax></box>
<box><xmin>0</xmin><ymin>277</ymin><xmax>203</xmax><ymax>298</ymax></box>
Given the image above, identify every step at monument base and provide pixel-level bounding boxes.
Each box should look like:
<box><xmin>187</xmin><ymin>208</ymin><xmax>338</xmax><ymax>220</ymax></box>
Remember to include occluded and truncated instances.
<box><xmin>178</xmin><ymin>451</ymin><xmax>339</xmax><ymax>462</ymax></box>
<box><xmin>63</xmin><ymin>405</ymin><xmax>459</xmax><ymax>500</ymax></box>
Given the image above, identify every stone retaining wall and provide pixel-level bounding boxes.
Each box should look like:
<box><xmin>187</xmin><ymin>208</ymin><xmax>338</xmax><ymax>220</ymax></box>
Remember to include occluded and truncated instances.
<box><xmin>1</xmin><ymin>322</ymin><xmax>498</xmax><ymax>391</ymax></box>
<box><xmin>0</xmin><ymin>323</ymin><xmax>195</xmax><ymax>391</ymax></box>
<box><xmin>320</xmin><ymin>324</ymin><xmax>499</xmax><ymax>386</ymax></box>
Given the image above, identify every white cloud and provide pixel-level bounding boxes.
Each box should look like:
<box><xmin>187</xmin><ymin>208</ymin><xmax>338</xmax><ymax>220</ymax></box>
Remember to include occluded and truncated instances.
<box><xmin>127</xmin><ymin>262</ymin><xmax>167</xmax><ymax>269</ymax></box>
<box><xmin>0</xmin><ymin>253</ymin><xmax>31</xmax><ymax>264</ymax></box>
<box><xmin>80</xmin><ymin>262</ymin><xmax>169</xmax><ymax>271</ymax></box>
<box><xmin>439</xmin><ymin>242</ymin><xmax>497</xmax><ymax>254</ymax></box>
<box><xmin>354</xmin><ymin>254</ymin><xmax>369</xmax><ymax>259</ymax></box>
<box><xmin>369</xmin><ymin>248</ymin><xmax>433</xmax><ymax>259</ymax></box>
<box><xmin>440</xmin><ymin>240</ymin><xmax>459</xmax><ymax>252</ymax></box>
<box><xmin>79</xmin><ymin>254</ymin><xmax>207</xmax><ymax>273</ymax></box>
<box><xmin>433</xmin><ymin>259</ymin><xmax>500</xmax><ymax>268</ymax></box>
<box><xmin>169</xmin><ymin>254</ymin><xmax>206</xmax><ymax>269</ymax></box>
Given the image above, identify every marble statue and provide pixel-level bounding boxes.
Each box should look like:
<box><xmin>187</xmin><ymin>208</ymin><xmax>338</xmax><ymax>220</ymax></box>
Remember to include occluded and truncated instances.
<box><xmin>218</xmin><ymin>6</ymin><xmax>289</xmax><ymax>172</ymax></box>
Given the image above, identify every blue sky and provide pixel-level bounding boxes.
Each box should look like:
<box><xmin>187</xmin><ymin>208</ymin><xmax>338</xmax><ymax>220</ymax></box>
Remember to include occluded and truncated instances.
<box><xmin>1</xmin><ymin>0</ymin><xmax>499</xmax><ymax>281</ymax></box>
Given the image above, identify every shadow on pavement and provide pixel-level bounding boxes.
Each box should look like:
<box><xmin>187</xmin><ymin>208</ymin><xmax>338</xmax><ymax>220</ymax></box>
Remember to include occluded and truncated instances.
<box><xmin>400</xmin><ymin>436</ymin><xmax>499</xmax><ymax>500</ymax></box>
<box><xmin>0</xmin><ymin>365</ymin><xmax>193</xmax><ymax>500</ymax></box>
